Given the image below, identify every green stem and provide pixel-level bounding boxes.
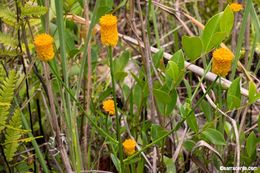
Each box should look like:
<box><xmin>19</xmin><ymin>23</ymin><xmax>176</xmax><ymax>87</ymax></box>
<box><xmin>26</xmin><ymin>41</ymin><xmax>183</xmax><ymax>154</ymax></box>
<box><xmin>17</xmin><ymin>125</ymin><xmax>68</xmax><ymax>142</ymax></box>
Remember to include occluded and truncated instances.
<box><xmin>191</xmin><ymin>60</ymin><xmax>212</xmax><ymax>101</ymax></box>
<box><xmin>148</xmin><ymin>0</ymin><xmax>160</xmax><ymax>48</ymax></box>
<box><xmin>108</xmin><ymin>46</ymin><xmax>124</xmax><ymax>173</ymax></box>
<box><xmin>124</xmin><ymin>76</ymin><xmax>219</xmax><ymax>163</ymax></box>
<box><xmin>54</xmin><ymin>0</ymin><xmax>71</xmax><ymax>116</ymax></box>
<box><xmin>74</xmin><ymin>0</ymin><xmax>102</xmax><ymax>100</ymax></box>
<box><xmin>218</xmin><ymin>77</ymin><xmax>223</xmax><ymax>107</ymax></box>
<box><xmin>246</xmin><ymin>32</ymin><xmax>257</xmax><ymax>71</ymax></box>
<box><xmin>217</xmin><ymin>77</ymin><xmax>224</xmax><ymax>134</ymax></box>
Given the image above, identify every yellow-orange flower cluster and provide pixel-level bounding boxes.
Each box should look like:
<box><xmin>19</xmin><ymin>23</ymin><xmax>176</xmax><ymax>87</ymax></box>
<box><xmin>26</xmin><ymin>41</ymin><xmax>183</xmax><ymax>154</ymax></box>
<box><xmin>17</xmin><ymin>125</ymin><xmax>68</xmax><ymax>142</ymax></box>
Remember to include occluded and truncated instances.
<box><xmin>212</xmin><ymin>48</ymin><xmax>234</xmax><ymax>77</ymax></box>
<box><xmin>34</xmin><ymin>33</ymin><xmax>54</xmax><ymax>61</ymax></box>
<box><xmin>99</xmin><ymin>14</ymin><xmax>118</xmax><ymax>47</ymax></box>
<box><xmin>123</xmin><ymin>139</ymin><xmax>136</xmax><ymax>156</ymax></box>
<box><xmin>102</xmin><ymin>99</ymin><xmax>115</xmax><ymax>115</ymax></box>
<box><xmin>230</xmin><ymin>3</ymin><xmax>243</xmax><ymax>12</ymax></box>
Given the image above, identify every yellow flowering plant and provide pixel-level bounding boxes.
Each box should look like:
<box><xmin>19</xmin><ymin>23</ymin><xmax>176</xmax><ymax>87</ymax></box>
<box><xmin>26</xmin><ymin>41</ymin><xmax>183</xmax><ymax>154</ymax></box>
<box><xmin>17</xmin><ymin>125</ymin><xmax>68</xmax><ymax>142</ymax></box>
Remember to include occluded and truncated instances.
<box><xmin>182</xmin><ymin>5</ymin><xmax>234</xmax><ymax>61</ymax></box>
<box><xmin>122</xmin><ymin>139</ymin><xmax>136</xmax><ymax>156</ymax></box>
<box><xmin>99</xmin><ymin>14</ymin><xmax>119</xmax><ymax>47</ymax></box>
<box><xmin>102</xmin><ymin>99</ymin><xmax>115</xmax><ymax>115</ymax></box>
<box><xmin>230</xmin><ymin>3</ymin><xmax>243</xmax><ymax>12</ymax></box>
<box><xmin>34</xmin><ymin>33</ymin><xmax>54</xmax><ymax>61</ymax></box>
<box><xmin>212</xmin><ymin>48</ymin><xmax>234</xmax><ymax>77</ymax></box>
<box><xmin>99</xmin><ymin>13</ymin><xmax>124</xmax><ymax>169</ymax></box>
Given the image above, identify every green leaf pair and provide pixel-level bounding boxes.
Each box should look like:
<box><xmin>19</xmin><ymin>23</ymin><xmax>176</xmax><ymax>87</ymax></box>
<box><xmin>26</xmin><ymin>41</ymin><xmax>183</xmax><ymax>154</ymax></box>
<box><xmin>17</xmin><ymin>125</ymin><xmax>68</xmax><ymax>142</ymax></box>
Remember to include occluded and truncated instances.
<box><xmin>165</xmin><ymin>50</ymin><xmax>185</xmax><ymax>88</ymax></box>
<box><xmin>179</xmin><ymin>101</ymin><xmax>199</xmax><ymax>133</ymax></box>
<box><xmin>154</xmin><ymin>88</ymin><xmax>177</xmax><ymax>116</ymax></box>
<box><xmin>182</xmin><ymin>5</ymin><xmax>234</xmax><ymax>61</ymax></box>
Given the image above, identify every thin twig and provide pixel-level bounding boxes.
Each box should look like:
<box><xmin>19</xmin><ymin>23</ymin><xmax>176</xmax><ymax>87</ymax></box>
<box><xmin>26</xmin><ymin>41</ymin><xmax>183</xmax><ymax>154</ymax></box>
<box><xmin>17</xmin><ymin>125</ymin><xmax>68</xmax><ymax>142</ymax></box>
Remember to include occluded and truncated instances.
<box><xmin>172</xmin><ymin>126</ymin><xmax>188</xmax><ymax>162</ymax></box>
<box><xmin>238</xmin><ymin>106</ymin><xmax>249</xmax><ymax>134</ymax></box>
<box><xmin>244</xmin><ymin>123</ymin><xmax>258</xmax><ymax>134</ymax></box>
<box><xmin>232</xmin><ymin>13</ymin><xmax>239</xmax><ymax>52</ymax></box>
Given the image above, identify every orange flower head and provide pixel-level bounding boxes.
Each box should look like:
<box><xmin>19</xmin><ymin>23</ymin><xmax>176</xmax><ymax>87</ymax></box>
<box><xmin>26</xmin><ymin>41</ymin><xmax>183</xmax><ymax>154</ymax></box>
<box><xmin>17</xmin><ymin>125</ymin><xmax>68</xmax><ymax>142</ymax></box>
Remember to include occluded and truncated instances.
<box><xmin>34</xmin><ymin>33</ymin><xmax>54</xmax><ymax>61</ymax></box>
<box><xmin>102</xmin><ymin>99</ymin><xmax>115</xmax><ymax>115</ymax></box>
<box><xmin>212</xmin><ymin>48</ymin><xmax>234</xmax><ymax>77</ymax></box>
<box><xmin>230</xmin><ymin>3</ymin><xmax>243</xmax><ymax>12</ymax></box>
<box><xmin>99</xmin><ymin>14</ymin><xmax>118</xmax><ymax>47</ymax></box>
<box><xmin>123</xmin><ymin>139</ymin><xmax>136</xmax><ymax>156</ymax></box>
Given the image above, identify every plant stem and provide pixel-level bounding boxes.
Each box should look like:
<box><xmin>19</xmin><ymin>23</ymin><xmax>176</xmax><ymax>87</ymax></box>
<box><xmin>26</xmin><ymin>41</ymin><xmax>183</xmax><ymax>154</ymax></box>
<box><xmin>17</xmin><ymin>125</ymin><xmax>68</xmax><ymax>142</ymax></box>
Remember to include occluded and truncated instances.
<box><xmin>108</xmin><ymin>46</ymin><xmax>124</xmax><ymax>173</ymax></box>
<box><xmin>191</xmin><ymin>60</ymin><xmax>212</xmax><ymax>101</ymax></box>
<box><xmin>82</xmin><ymin>0</ymin><xmax>92</xmax><ymax>169</ymax></box>
<box><xmin>148</xmin><ymin>0</ymin><xmax>160</xmax><ymax>48</ymax></box>
<box><xmin>246</xmin><ymin>32</ymin><xmax>257</xmax><ymax>71</ymax></box>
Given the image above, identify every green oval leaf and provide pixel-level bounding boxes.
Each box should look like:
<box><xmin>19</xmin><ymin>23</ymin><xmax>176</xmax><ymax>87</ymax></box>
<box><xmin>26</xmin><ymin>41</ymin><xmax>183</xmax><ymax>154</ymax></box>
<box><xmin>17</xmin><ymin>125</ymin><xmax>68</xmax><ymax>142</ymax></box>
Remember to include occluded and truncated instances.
<box><xmin>246</xmin><ymin>132</ymin><xmax>257</xmax><ymax>157</ymax></box>
<box><xmin>220</xmin><ymin>5</ymin><xmax>234</xmax><ymax>34</ymax></box>
<box><xmin>202</xmin><ymin>128</ymin><xmax>226</xmax><ymax>145</ymax></box>
<box><xmin>151</xmin><ymin>124</ymin><xmax>168</xmax><ymax>146</ymax></box>
<box><xmin>170</xmin><ymin>50</ymin><xmax>185</xmax><ymax>69</ymax></box>
<box><xmin>186</xmin><ymin>112</ymin><xmax>199</xmax><ymax>133</ymax></box>
<box><xmin>199</xmin><ymin>99</ymin><xmax>213</xmax><ymax>121</ymax></box>
<box><xmin>165</xmin><ymin>61</ymin><xmax>179</xmax><ymax>86</ymax></box>
<box><xmin>165</xmin><ymin>61</ymin><xmax>184</xmax><ymax>87</ymax></box>
<box><xmin>182</xmin><ymin>36</ymin><xmax>203</xmax><ymax>61</ymax></box>
<box><xmin>249</xmin><ymin>81</ymin><xmax>260</xmax><ymax>103</ymax></box>
<box><xmin>165</xmin><ymin>90</ymin><xmax>177</xmax><ymax>116</ymax></box>
<box><xmin>183</xmin><ymin>140</ymin><xmax>196</xmax><ymax>152</ymax></box>
<box><xmin>201</xmin><ymin>13</ymin><xmax>222</xmax><ymax>52</ymax></box>
<box><xmin>152</xmin><ymin>49</ymin><xmax>164</xmax><ymax>68</ymax></box>
<box><xmin>207</xmin><ymin>32</ymin><xmax>227</xmax><ymax>51</ymax></box>
<box><xmin>227</xmin><ymin>77</ymin><xmax>241</xmax><ymax>110</ymax></box>
<box><xmin>153</xmin><ymin>89</ymin><xmax>171</xmax><ymax>104</ymax></box>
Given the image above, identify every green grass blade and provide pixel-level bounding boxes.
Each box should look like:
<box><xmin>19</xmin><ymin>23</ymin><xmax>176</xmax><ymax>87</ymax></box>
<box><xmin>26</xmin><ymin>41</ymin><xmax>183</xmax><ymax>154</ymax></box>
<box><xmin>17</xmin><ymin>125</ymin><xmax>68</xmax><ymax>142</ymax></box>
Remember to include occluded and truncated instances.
<box><xmin>230</xmin><ymin>0</ymin><xmax>252</xmax><ymax>80</ymax></box>
<box><xmin>54</xmin><ymin>0</ymin><xmax>82</xmax><ymax>172</ymax></box>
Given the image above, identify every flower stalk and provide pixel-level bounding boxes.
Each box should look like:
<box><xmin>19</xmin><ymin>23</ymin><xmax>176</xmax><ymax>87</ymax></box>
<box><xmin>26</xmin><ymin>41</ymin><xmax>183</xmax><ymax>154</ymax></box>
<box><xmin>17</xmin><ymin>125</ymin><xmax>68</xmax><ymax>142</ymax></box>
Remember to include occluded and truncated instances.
<box><xmin>108</xmin><ymin>46</ymin><xmax>125</xmax><ymax>172</ymax></box>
